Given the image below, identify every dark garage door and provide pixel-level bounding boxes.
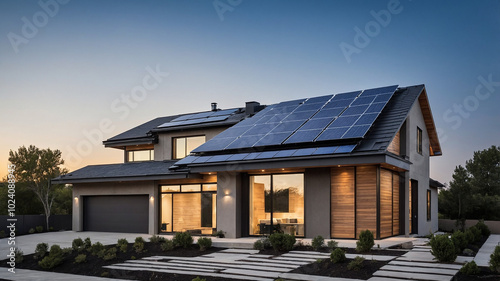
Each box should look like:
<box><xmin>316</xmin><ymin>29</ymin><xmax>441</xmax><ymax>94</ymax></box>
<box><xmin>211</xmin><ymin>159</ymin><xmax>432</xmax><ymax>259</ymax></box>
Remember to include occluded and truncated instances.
<box><xmin>83</xmin><ymin>195</ymin><xmax>148</xmax><ymax>233</ymax></box>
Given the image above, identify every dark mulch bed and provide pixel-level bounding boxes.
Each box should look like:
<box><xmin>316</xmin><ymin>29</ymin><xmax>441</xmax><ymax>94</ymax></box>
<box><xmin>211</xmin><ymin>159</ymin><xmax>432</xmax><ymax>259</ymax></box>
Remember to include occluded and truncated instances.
<box><xmin>259</xmin><ymin>246</ymin><xmax>407</xmax><ymax>257</ymax></box>
<box><xmin>291</xmin><ymin>258</ymin><xmax>388</xmax><ymax>280</ymax></box>
<box><xmin>0</xmin><ymin>242</ymin><xmax>232</xmax><ymax>281</ymax></box>
<box><xmin>455</xmin><ymin>268</ymin><xmax>500</xmax><ymax>281</ymax></box>
<box><xmin>458</xmin><ymin>234</ymin><xmax>489</xmax><ymax>257</ymax></box>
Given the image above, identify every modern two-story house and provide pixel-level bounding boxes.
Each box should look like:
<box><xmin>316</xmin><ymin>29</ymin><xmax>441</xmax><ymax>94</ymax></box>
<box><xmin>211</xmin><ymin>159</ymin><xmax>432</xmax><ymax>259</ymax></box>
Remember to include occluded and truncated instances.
<box><xmin>53</xmin><ymin>84</ymin><xmax>442</xmax><ymax>239</ymax></box>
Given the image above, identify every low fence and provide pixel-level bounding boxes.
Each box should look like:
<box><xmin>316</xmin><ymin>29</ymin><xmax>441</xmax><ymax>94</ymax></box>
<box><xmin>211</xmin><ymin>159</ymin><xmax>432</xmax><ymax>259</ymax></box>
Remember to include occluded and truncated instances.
<box><xmin>439</xmin><ymin>219</ymin><xmax>500</xmax><ymax>234</ymax></box>
<box><xmin>0</xmin><ymin>215</ymin><xmax>71</xmax><ymax>235</ymax></box>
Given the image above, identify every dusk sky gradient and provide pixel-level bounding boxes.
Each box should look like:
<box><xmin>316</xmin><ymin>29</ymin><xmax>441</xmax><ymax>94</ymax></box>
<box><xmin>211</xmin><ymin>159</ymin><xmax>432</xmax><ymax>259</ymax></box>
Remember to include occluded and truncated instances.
<box><xmin>1</xmin><ymin>0</ymin><xmax>499</xmax><ymax>185</ymax></box>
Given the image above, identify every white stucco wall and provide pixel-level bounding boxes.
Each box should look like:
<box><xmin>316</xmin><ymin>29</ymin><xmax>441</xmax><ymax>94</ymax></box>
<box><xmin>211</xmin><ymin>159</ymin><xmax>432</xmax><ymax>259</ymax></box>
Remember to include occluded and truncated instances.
<box><xmin>406</xmin><ymin>100</ymin><xmax>437</xmax><ymax>235</ymax></box>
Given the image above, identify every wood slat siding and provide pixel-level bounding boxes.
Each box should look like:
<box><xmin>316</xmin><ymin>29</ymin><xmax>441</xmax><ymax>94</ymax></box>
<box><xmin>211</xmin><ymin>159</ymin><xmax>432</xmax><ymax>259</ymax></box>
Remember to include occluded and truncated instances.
<box><xmin>173</xmin><ymin>193</ymin><xmax>201</xmax><ymax>232</ymax></box>
<box><xmin>393</xmin><ymin>172</ymin><xmax>400</xmax><ymax>235</ymax></box>
<box><xmin>331</xmin><ymin>167</ymin><xmax>355</xmax><ymax>238</ymax></box>
<box><xmin>388</xmin><ymin>130</ymin><xmax>401</xmax><ymax>155</ymax></box>
<box><xmin>356</xmin><ymin>166</ymin><xmax>377</xmax><ymax>238</ymax></box>
<box><xmin>380</xmin><ymin>169</ymin><xmax>393</xmax><ymax>238</ymax></box>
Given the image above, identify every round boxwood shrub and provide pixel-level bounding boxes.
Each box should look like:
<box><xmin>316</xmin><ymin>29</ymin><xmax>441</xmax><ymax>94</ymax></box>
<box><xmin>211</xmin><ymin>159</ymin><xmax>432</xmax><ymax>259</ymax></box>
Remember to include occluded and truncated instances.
<box><xmin>451</xmin><ymin>230</ymin><xmax>467</xmax><ymax>254</ymax></box>
<box><xmin>161</xmin><ymin>239</ymin><xmax>175</xmax><ymax>251</ymax></box>
<box><xmin>133</xmin><ymin>237</ymin><xmax>145</xmax><ymax>253</ymax></box>
<box><xmin>117</xmin><ymin>238</ymin><xmax>128</xmax><ymax>253</ymax></box>
<box><xmin>39</xmin><ymin>245</ymin><xmax>64</xmax><ymax>269</ymax></box>
<box><xmin>34</xmin><ymin>242</ymin><xmax>49</xmax><ymax>260</ymax></box>
<box><xmin>430</xmin><ymin>234</ymin><xmax>457</xmax><ymax>262</ymax></box>
<box><xmin>475</xmin><ymin>220</ymin><xmax>490</xmax><ymax>237</ymax></box>
<box><xmin>253</xmin><ymin>238</ymin><xmax>271</xmax><ymax>250</ymax></box>
<box><xmin>460</xmin><ymin>261</ymin><xmax>480</xmax><ymax>275</ymax></box>
<box><xmin>72</xmin><ymin>237</ymin><xmax>85</xmax><ymax>252</ymax></box>
<box><xmin>269</xmin><ymin>233</ymin><xmax>296</xmax><ymax>252</ymax></box>
<box><xmin>490</xmin><ymin>245</ymin><xmax>500</xmax><ymax>273</ymax></box>
<box><xmin>468</xmin><ymin>226</ymin><xmax>482</xmax><ymax>243</ymax></box>
<box><xmin>173</xmin><ymin>232</ymin><xmax>193</xmax><ymax>249</ymax></box>
<box><xmin>356</xmin><ymin>230</ymin><xmax>374</xmax><ymax>253</ymax></box>
<box><xmin>330</xmin><ymin>248</ymin><xmax>346</xmax><ymax>263</ymax></box>
<box><xmin>197</xmin><ymin>237</ymin><xmax>212</xmax><ymax>251</ymax></box>
<box><xmin>311</xmin><ymin>235</ymin><xmax>325</xmax><ymax>251</ymax></box>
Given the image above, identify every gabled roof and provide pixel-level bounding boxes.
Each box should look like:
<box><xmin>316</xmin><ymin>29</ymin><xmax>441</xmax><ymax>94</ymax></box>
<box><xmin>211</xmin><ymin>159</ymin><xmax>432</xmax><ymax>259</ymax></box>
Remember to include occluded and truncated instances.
<box><xmin>52</xmin><ymin>161</ymin><xmax>190</xmax><ymax>184</ymax></box>
<box><xmin>171</xmin><ymin>84</ymin><xmax>441</xmax><ymax>170</ymax></box>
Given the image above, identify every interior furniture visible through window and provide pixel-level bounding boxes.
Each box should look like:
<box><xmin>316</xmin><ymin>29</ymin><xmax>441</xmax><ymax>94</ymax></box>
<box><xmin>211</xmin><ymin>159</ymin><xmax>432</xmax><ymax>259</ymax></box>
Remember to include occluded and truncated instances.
<box><xmin>249</xmin><ymin>173</ymin><xmax>304</xmax><ymax>237</ymax></box>
<box><xmin>160</xmin><ymin>183</ymin><xmax>216</xmax><ymax>235</ymax></box>
<box><xmin>173</xmin><ymin>136</ymin><xmax>206</xmax><ymax>159</ymax></box>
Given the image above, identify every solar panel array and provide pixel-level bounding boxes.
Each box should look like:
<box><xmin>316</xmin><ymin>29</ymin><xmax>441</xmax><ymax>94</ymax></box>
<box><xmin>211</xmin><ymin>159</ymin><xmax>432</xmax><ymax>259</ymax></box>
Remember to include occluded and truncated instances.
<box><xmin>173</xmin><ymin>144</ymin><xmax>357</xmax><ymax>166</ymax></box>
<box><xmin>191</xmin><ymin>85</ymin><xmax>398</xmax><ymax>154</ymax></box>
<box><xmin>158</xmin><ymin>109</ymin><xmax>238</xmax><ymax>128</ymax></box>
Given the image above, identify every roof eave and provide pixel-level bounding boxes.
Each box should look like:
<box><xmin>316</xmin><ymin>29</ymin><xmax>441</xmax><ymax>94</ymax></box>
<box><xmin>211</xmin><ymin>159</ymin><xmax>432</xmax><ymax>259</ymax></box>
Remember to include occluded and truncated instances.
<box><xmin>52</xmin><ymin>172</ymin><xmax>198</xmax><ymax>184</ymax></box>
<box><xmin>418</xmin><ymin>87</ymin><xmax>443</xmax><ymax>156</ymax></box>
<box><xmin>103</xmin><ymin>136</ymin><xmax>157</xmax><ymax>148</ymax></box>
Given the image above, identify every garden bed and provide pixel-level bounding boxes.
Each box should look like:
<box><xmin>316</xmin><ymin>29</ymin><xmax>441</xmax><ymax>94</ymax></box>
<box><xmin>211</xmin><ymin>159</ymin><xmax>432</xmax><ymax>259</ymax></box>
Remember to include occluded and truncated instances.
<box><xmin>291</xmin><ymin>258</ymin><xmax>388</xmax><ymax>280</ymax></box>
<box><xmin>455</xmin><ymin>267</ymin><xmax>500</xmax><ymax>281</ymax></box>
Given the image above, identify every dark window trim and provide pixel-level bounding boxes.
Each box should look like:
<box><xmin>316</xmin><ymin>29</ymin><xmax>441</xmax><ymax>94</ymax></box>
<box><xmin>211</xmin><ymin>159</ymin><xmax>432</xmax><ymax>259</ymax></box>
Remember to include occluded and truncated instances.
<box><xmin>126</xmin><ymin>149</ymin><xmax>154</xmax><ymax>162</ymax></box>
<box><xmin>417</xmin><ymin>127</ymin><xmax>423</xmax><ymax>155</ymax></box>
<box><xmin>427</xmin><ymin>189</ymin><xmax>431</xmax><ymax>221</ymax></box>
<box><xmin>172</xmin><ymin>135</ymin><xmax>206</xmax><ymax>160</ymax></box>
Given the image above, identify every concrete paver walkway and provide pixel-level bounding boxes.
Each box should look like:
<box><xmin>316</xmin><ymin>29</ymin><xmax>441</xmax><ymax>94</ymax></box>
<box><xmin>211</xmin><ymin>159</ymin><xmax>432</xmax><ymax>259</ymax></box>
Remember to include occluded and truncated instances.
<box><xmin>0</xmin><ymin>268</ymin><xmax>130</xmax><ymax>281</ymax></box>
<box><xmin>474</xmin><ymin>234</ymin><xmax>500</xmax><ymax>267</ymax></box>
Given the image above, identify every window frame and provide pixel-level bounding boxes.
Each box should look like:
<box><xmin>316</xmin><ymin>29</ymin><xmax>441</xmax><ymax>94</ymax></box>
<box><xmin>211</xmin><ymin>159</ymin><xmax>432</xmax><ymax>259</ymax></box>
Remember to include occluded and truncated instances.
<box><xmin>417</xmin><ymin>127</ymin><xmax>423</xmax><ymax>155</ymax></box>
<box><xmin>172</xmin><ymin>135</ymin><xmax>206</xmax><ymax>159</ymax></box>
<box><xmin>127</xmin><ymin>149</ymin><xmax>154</xmax><ymax>162</ymax></box>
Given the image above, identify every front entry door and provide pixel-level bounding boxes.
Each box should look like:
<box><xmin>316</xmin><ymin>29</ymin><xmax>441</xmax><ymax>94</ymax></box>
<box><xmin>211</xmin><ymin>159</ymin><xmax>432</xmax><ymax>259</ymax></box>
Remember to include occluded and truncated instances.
<box><xmin>410</xmin><ymin>179</ymin><xmax>418</xmax><ymax>234</ymax></box>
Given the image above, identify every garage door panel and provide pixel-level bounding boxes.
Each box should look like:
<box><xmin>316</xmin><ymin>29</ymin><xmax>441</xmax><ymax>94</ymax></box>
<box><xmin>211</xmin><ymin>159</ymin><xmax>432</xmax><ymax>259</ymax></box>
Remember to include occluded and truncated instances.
<box><xmin>83</xmin><ymin>195</ymin><xmax>148</xmax><ymax>233</ymax></box>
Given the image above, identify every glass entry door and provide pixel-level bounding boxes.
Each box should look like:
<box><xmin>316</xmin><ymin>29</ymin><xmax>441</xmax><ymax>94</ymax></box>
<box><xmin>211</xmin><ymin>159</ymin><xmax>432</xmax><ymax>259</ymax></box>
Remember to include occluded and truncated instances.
<box><xmin>249</xmin><ymin>174</ymin><xmax>304</xmax><ymax>237</ymax></box>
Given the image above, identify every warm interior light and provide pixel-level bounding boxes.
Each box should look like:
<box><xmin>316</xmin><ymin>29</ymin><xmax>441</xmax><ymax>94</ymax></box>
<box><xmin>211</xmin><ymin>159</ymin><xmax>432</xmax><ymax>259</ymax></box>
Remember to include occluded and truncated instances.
<box><xmin>261</xmin><ymin>169</ymin><xmax>265</xmax><ymax>172</ymax></box>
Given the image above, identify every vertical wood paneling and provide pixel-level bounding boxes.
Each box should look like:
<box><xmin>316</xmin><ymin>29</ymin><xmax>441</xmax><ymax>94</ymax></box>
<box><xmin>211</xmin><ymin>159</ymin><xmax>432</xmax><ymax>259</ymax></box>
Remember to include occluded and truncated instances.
<box><xmin>380</xmin><ymin>169</ymin><xmax>393</xmax><ymax>238</ymax></box>
<box><xmin>331</xmin><ymin>167</ymin><xmax>355</xmax><ymax>238</ymax></box>
<box><xmin>173</xmin><ymin>193</ymin><xmax>201</xmax><ymax>232</ymax></box>
<box><xmin>393</xmin><ymin>172</ymin><xmax>400</xmax><ymax>235</ymax></box>
<box><xmin>356</xmin><ymin>166</ymin><xmax>377</xmax><ymax>238</ymax></box>
<box><xmin>388</xmin><ymin>130</ymin><xmax>401</xmax><ymax>155</ymax></box>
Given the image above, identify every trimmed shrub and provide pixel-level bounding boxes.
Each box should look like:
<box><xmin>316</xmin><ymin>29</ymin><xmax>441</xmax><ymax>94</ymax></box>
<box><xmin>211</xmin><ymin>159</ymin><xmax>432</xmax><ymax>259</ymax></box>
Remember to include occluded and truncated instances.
<box><xmin>149</xmin><ymin>235</ymin><xmax>166</xmax><ymax>244</ymax></box>
<box><xmin>356</xmin><ymin>230</ymin><xmax>374</xmax><ymax>253</ymax></box>
<box><xmin>35</xmin><ymin>226</ymin><xmax>43</xmax><ymax>233</ymax></box>
<box><xmin>330</xmin><ymin>248</ymin><xmax>346</xmax><ymax>263</ymax></box>
<box><xmin>469</xmin><ymin>226</ymin><xmax>482</xmax><ymax>243</ymax></box>
<box><xmin>117</xmin><ymin>238</ymin><xmax>128</xmax><ymax>253</ymax></box>
<box><xmin>476</xmin><ymin>220</ymin><xmax>490</xmax><ymax>237</ymax></box>
<box><xmin>215</xmin><ymin>230</ymin><xmax>225</xmax><ymax>238</ymax></box>
<box><xmin>72</xmin><ymin>238</ymin><xmax>85</xmax><ymax>252</ymax></box>
<box><xmin>62</xmin><ymin>247</ymin><xmax>73</xmax><ymax>256</ymax></box>
<box><xmin>460</xmin><ymin>261</ymin><xmax>480</xmax><ymax>275</ymax></box>
<box><xmin>91</xmin><ymin>242</ymin><xmax>105</xmax><ymax>256</ymax></box>
<box><xmin>38</xmin><ymin>245</ymin><xmax>64</xmax><ymax>269</ymax></box>
<box><xmin>311</xmin><ymin>235</ymin><xmax>325</xmax><ymax>251</ymax></box>
<box><xmin>192</xmin><ymin>277</ymin><xmax>206</xmax><ymax>281</ymax></box>
<box><xmin>84</xmin><ymin>237</ymin><xmax>92</xmax><ymax>251</ymax></box>
<box><xmin>173</xmin><ymin>232</ymin><xmax>193</xmax><ymax>249</ymax></box>
<box><xmin>29</xmin><ymin>228</ymin><xmax>35</xmax><ymax>234</ymax></box>
<box><xmin>327</xmin><ymin>240</ymin><xmax>339</xmax><ymax>252</ymax></box>
<box><xmin>103</xmin><ymin>247</ymin><xmax>117</xmax><ymax>261</ymax></box>
<box><xmin>269</xmin><ymin>233</ymin><xmax>296</xmax><ymax>252</ymax></box>
<box><xmin>14</xmin><ymin>248</ymin><xmax>23</xmax><ymax>264</ymax></box>
<box><xmin>347</xmin><ymin>256</ymin><xmax>365</xmax><ymax>270</ymax></box>
<box><xmin>74</xmin><ymin>254</ymin><xmax>87</xmax><ymax>264</ymax></box>
<box><xmin>430</xmin><ymin>234</ymin><xmax>457</xmax><ymax>262</ymax></box>
<box><xmin>451</xmin><ymin>230</ymin><xmax>467</xmax><ymax>254</ymax></box>
<box><xmin>464</xmin><ymin>228</ymin><xmax>475</xmax><ymax>245</ymax></box>
<box><xmin>253</xmin><ymin>238</ymin><xmax>271</xmax><ymax>251</ymax></box>
<box><xmin>463</xmin><ymin>248</ymin><xmax>475</xmax><ymax>256</ymax></box>
<box><xmin>197</xmin><ymin>237</ymin><xmax>212</xmax><ymax>251</ymax></box>
<box><xmin>133</xmin><ymin>237</ymin><xmax>145</xmax><ymax>253</ymax></box>
<box><xmin>161</xmin><ymin>239</ymin><xmax>175</xmax><ymax>251</ymax></box>
<box><xmin>490</xmin><ymin>245</ymin><xmax>500</xmax><ymax>273</ymax></box>
<box><xmin>34</xmin><ymin>242</ymin><xmax>49</xmax><ymax>260</ymax></box>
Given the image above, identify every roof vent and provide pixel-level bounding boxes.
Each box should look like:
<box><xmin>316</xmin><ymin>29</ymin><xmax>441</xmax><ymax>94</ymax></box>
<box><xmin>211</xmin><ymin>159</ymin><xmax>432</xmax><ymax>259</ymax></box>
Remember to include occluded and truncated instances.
<box><xmin>211</xmin><ymin>102</ymin><xmax>218</xmax><ymax>111</ymax></box>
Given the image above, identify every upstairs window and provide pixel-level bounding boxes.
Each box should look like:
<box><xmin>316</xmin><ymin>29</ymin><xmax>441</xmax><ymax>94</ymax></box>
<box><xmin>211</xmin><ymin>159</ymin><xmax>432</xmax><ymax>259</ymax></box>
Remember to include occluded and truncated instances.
<box><xmin>173</xmin><ymin>135</ymin><xmax>206</xmax><ymax>159</ymax></box>
<box><xmin>127</xmin><ymin>149</ymin><xmax>154</xmax><ymax>162</ymax></box>
<box><xmin>417</xmin><ymin>127</ymin><xmax>423</xmax><ymax>155</ymax></box>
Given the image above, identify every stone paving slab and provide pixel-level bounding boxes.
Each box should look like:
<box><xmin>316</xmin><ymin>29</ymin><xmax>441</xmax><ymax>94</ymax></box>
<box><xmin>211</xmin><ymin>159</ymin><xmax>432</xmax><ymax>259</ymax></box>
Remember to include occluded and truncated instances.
<box><xmin>220</xmin><ymin>249</ymin><xmax>260</xmax><ymax>254</ymax></box>
<box><xmin>0</xmin><ymin>268</ymin><xmax>131</xmax><ymax>281</ymax></box>
<box><xmin>389</xmin><ymin>260</ymin><xmax>462</xmax><ymax>270</ymax></box>
<box><xmin>223</xmin><ymin>268</ymin><xmax>280</xmax><ymax>278</ymax></box>
<box><xmin>373</xmin><ymin>270</ymin><xmax>453</xmax><ymax>281</ymax></box>
<box><xmin>239</xmin><ymin>257</ymin><xmax>307</xmax><ymax>266</ymax></box>
<box><xmin>106</xmin><ymin>262</ymin><xmax>216</xmax><ymax>273</ymax></box>
<box><xmin>165</xmin><ymin>259</ymin><xmax>292</xmax><ymax>272</ymax></box>
<box><xmin>279</xmin><ymin>272</ymin><xmax>365</xmax><ymax>281</ymax></box>
<box><xmin>104</xmin><ymin>265</ymin><xmax>274</xmax><ymax>281</ymax></box>
<box><xmin>474</xmin><ymin>234</ymin><xmax>500</xmax><ymax>267</ymax></box>
<box><xmin>368</xmin><ymin>277</ymin><xmax>413</xmax><ymax>281</ymax></box>
<box><xmin>286</xmin><ymin>251</ymin><xmax>397</xmax><ymax>261</ymax></box>
<box><xmin>127</xmin><ymin>259</ymin><xmax>226</xmax><ymax>271</ymax></box>
<box><xmin>379</xmin><ymin>265</ymin><xmax>457</xmax><ymax>275</ymax></box>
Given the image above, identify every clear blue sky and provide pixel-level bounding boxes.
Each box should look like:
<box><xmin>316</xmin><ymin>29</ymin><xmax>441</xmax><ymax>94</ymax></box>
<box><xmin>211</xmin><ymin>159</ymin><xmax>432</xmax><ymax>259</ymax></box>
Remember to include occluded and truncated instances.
<box><xmin>1</xmin><ymin>0</ymin><xmax>499</xmax><ymax>185</ymax></box>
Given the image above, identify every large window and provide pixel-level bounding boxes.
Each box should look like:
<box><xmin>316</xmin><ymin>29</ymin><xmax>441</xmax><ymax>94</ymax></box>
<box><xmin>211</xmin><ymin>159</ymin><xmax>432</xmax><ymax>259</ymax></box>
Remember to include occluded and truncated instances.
<box><xmin>127</xmin><ymin>149</ymin><xmax>154</xmax><ymax>162</ymax></box>
<box><xmin>427</xmin><ymin>190</ymin><xmax>431</xmax><ymax>221</ymax></box>
<box><xmin>417</xmin><ymin>127</ymin><xmax>423</xmax><ymax>155</ymax></box>
<box><xmin>173</xmin><ymin>136</ymin><xmax>206</xmax><ymax>159</ymax></box>
<box><xmin>160</xmin><ymin>183</ymin><xmax>216</xmax><ymax>235</ymax></box>
<box><xmin>249</xmin><ymin>174</ymin><xmax>304</xmax><ymax>237</ymax></box>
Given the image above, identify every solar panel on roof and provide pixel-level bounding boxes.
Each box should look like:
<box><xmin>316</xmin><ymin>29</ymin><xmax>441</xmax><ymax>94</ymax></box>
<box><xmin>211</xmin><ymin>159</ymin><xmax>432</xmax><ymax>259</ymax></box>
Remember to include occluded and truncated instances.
<box><xmin>335</xmin><ymin>144</ymin><xmax>356</xmax><ymax>153</ymax></box>
<box><xmin>244</xmin><ymin>123</ymin><xmax>279</xmax><ymax>136</ymax></box>
<box><xmin>192</xmin><ymin>156</ymin><xmax>212</xmax><ymax>163</ymax></box>
<box><xmin>292</xmin><ymin>148</ymin><xmax>317</xmax><ymax>156</ymax></box>
<box><xmin>255</xmin><ymin>151</ymin><xmax>278</xmax><ymax>159</ymax></box>
<box><xmin>354</xmin><ymin>113</ymin><xmax>378</xmax><ymax>126</ymax></box>
<box><xmin>270</xmin><ymin>121</ymin><xmax>306</xmax><ymax>133</ymax></box>
<box><xmin>254</xmin><ymin>132</ymin><xmax>291</xmax><ymax>146</ymax></box>
<box><xmin>299</xmin><ymin>118</ymin><xmax>332</xmax><ymax>130</ymax></box>
<box><xmin>173</xmin><ymin>155</ymin><xmax>198</xmax><ymax>165</ymax></box>
<box><xmin>208</xmin><ymin>154</ymin><xmax>232</xmax><ymax>162</ymax></box>
<box><xmin>328</xmin><ymin>116</ymin><xmax>359</xmax><ymax>128</ymax></box>
<box><xmin>244</xmin><ymin>152</ymin><xmax>261</xmax><ymax>160</ymax></box>
<box><xmin>312</xmin><ymin>108</ymin><xmax>345</xmax><ymax>118</ymax></box>
<box><xmin>294</xmin><ymin>103</ymin><xmax>325</xmax><ymax>112</ymax></box>
<box><xmin>283</xmin><ymin>111</ymin><xmax>317</xmax><ymax>121</ymax></box>
<box><xmin>341</xmin><ymin>125</ymin><xmax>371</xmax><ymax>139</ymax></box>
<box><xmin>274</xmin><ymin>149</ymin><xmax>297</xmax><ymax>158</ymax></box>
<box><xmin>304</xmin><ymin>95</ymin><xmax>333</xmax><ymax>104</ymax></box>
<box><xmin>284</xmin><ymin>129</ymin><xmax>323</xmax><ymax>144</ymax></box>
<box><xmin>191</xmin><ymin>137</ymin><xmax>236</xmax><ymax>153</ymax></box>
<box><xmin>313</xmin><ymin>146</ymin><xmax>338</xmax><ymax>155</ymax></box>
<box><xmin>323</xmin><ymin>99</ymin><xmax>353</xmax><ymax>109</ymax></box>
<box><xmin>227</xmin><ymin>153</ymin><xmax>249</xmax><ymax>161</ymax></box>
<box><xmin>342</xmin><ymin>105</ymin><xmax>369</xmax><ymax>116</ymax></box>
<box><xmin>316</xmin><ymin>127</ymin><xmax>350</xmax><ymax>141</ymax></box>
<box><xmin>225</xmin><ymin>135</ymin><xmax>264</xmax><ymax>149</ymax></box>
<box><xmin>332</xmin><ymin>91</ymin><xmax>362</xmax><ymax>100</ymax></box>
